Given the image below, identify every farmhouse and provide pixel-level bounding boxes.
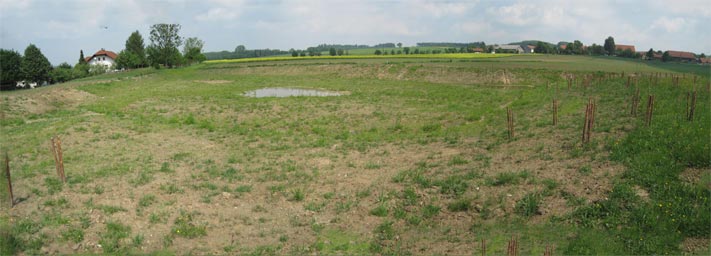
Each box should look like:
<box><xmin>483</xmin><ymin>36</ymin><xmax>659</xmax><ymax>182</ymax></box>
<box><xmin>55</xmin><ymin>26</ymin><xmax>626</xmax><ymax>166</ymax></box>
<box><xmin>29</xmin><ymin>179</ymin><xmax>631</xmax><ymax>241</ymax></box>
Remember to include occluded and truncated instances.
<box><xmin>615</xmin><ymin>44</ymin><xmax>636</xmax><ymax>53</ymax></box>
<box><xmin>666</xmin><ymin>50</ymin><xmax>696</xmax><ymax>62</ymax></box>
<box><xmin>497</xmin><ymin>45</ymin><xmax>523</xmax><ymax>54</ymax></box>
<box><xmin>700</xmin><ymin>57</ymin><xmax>711</xmax><ymax>65</ymax></box>
<box><xmin>525</xmin><ymin>45</ymin><xmax>536</xmax><ymax>53</ymax></box>
<box><xmin>85</xmin><ymin>48</ymin><xmax>117</xmax><ymax>67</ymax></box>
<box><xmin>472</xmin><ymin>47</ymin><xmax>484</xmax><ymax>53</ymax></box>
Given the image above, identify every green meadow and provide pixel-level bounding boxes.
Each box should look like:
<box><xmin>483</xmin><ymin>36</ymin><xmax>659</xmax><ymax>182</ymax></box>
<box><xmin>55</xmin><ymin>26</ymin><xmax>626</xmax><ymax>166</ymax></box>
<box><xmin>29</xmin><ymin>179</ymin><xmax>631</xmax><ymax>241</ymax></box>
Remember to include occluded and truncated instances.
<box><xmin>1</xmin><ymin>55</ymin><xmax>709</xmax><ymax>255</ymax></box>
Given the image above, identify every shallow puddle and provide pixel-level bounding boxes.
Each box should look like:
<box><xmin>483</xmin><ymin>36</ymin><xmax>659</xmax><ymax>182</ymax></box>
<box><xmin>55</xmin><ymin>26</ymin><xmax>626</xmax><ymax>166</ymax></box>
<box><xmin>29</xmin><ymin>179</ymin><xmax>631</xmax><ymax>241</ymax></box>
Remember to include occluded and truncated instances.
<box><xmin>244</xmin><ymin>87</ymin><xmax>342</xmax><ymax>98</ymax></box>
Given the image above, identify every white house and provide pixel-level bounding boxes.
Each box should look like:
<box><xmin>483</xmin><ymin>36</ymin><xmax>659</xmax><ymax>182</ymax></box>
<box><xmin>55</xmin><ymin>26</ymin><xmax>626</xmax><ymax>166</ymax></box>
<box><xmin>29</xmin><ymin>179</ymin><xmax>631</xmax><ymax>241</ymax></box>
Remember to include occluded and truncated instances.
<box><xmin>85</xmin><ymin>48</ymin><xmax>117</xmax><ymax>68</ymax></box>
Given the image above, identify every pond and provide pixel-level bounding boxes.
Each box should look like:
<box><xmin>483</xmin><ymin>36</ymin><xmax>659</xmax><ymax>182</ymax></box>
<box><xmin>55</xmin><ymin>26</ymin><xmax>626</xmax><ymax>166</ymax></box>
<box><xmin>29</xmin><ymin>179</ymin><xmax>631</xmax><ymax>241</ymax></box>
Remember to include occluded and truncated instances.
<box><xmin>244</xmin><ymin>87</ymin><xmax>342</xmax><ymax>98</ymax></box>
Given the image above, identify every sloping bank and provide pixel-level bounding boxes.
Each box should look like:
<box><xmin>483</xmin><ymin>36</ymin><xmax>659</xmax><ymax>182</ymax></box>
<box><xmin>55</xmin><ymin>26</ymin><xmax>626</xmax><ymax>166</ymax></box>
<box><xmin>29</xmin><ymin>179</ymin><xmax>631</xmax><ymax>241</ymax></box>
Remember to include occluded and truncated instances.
<box><xmin>569</xmin><ymin>83</ymin><xmax>710</xmax><ymax>254</ymax></box>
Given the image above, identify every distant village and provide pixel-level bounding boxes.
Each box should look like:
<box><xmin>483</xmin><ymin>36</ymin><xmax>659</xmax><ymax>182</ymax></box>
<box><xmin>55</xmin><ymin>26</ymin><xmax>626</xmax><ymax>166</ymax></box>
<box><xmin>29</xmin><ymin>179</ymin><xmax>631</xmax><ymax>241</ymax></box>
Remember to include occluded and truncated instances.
<box><xmin>489</xmin><ymin>43</ymin><xmax>709</xmax><ymax>64</ymax></box>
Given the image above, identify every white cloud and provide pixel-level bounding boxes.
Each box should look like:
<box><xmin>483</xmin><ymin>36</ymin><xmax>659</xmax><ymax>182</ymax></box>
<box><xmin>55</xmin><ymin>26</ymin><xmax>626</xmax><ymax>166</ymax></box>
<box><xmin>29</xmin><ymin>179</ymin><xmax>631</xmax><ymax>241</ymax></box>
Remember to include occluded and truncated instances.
<box><xmin>194</xmin><ymin>0</ymin><xmax>245</xmax><ymax>21</ymax></box>
<box><xmin>650</xmin><ymin>17</ymin><xmax>688</xmax><ymax>33</ymax></box>
<box><xmin>0</xmin><ymin>0</ymin><xmax>32</xmax><ymax>12</ymax></box>
<box><xmin>486</xmin><ymin>3</ymin><xmax>539</xmax><ymax>26</ymax></box>
<box><xmin>413</xmin><ymin>0</ymin><xmax>478</xmax><ymax>17</ymax></box>
<box><xmin>195</xmin><ymin>7</ymin><xmax>239</xmax><ymax>21</ymax></box>
<box><xmin>649</xmin><ymin>0</ymin><xmax>711</xmax><ymax>17</ymax></box>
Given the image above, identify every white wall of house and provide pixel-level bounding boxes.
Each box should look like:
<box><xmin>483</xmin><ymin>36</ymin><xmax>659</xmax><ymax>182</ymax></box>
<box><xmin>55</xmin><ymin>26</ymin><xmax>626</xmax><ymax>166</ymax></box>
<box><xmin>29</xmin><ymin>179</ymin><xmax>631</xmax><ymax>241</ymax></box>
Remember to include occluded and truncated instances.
<box><xmin>88</xmin><ymin>56</ymin><xmax>115</xmax><ymax>67</ymax></box>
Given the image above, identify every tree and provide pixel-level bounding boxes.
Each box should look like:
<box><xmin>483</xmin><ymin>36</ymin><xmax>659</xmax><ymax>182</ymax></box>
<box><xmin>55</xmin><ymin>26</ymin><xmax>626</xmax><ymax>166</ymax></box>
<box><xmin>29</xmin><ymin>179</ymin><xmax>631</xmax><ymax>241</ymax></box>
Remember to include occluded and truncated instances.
<box><xmin>662</xmin><ymin>51</ymin><xmax>671</xmax><ymax>62</ymax></box>
<box><xmin>619</xmin><ymin>49</ymin><xmax>634</xmax><ymax>58</ymax></box>
<box><xmin>413</xmin><ymin>48</ymin><xmax>420</xmax><ymax>54</ymax></box>
<box><xmin>564</xmin><ymin>43</ymin><xmax>573</xmax><ymax>54</ymax></box>
<box><xmin>21</xmin><ymin>44</ymin><xmax>52</xmax><ymax>83</ymax></box>
<box><xmin>390</xmin><ymin>50</ymin><xmax>395</xmax><ymax>55</ymax></box>
<box><xmin>183</xmin><ymin>37</ymin><xmax>206</xmax><ymax>64</ymax></box>
<box><xmin>572</xmin><ymin>40</ymin><xmax>584</xmax><ymax>55</ymax></box>
<box><xmin>235</xmin><ymin>45</ymin><xmax>246</xmax><ymax>53</ymax></box>
<box><xmin>403</xmin><ymin>47</ymin><xmax>410</xmax><ymax>54</ymax></box>
<box><xmin>148</xmin><ymin>23</ymin><xmax>183</xmax><ymax>68</ymax></box>
<box><xmin>291</xmin><ymin>49</ymin><xmax>298</xmax><ymax>57</ymax></box>
<box><xmin>589</xmin><ymin>44</ymin><xmax>605</xmax><ymax>55</ymax></box>
<box><xmin>374</xmin><ymin>49</ymin><xmax>382</xmax><ymax>55</ymax></box>
<box><xmin>397</xmin><ymin>42</ymin><xmax>402</xmax><ymax>48</ymax></box>
<box><xmin>50</xmin><ymin>62</ymin><xmax>73</xmax><ymax>83</ymax></box>
<box><xmin>329</xmin><ymin>47</ymin><xmax>336</xmax><ymax>56</ymax></box>
<box><xmin>78</xmin><ymin>50</ymin><xmax>87</xmax><ymax>65</ymax></box>
<box><xmin>0</xmin><ymin>49</ymin><xmax>22</xmax><ymax>89</ymax></box>
<box><xmin>646</xmin><ymin>48</ymin><xmax>654</xmax><ymax>59</ymax></box>
<box><xmin>124</xmin><ymin>31</ymin><xmax>147</xmax><ymax>68</ymax></box>
<box><xmin>337</xmin><ymin>49</ymin><xmax>344</xmax><ymax>56</ymax></box>
<box><xmin>115</xmin><ymin>50</ymin><xmax>139</xmax><ymax>69</ymax></box>
<box><xmin>604</xmin><ymin>36</ymin><xmax>615</xmax><ymax>55</ymax></box>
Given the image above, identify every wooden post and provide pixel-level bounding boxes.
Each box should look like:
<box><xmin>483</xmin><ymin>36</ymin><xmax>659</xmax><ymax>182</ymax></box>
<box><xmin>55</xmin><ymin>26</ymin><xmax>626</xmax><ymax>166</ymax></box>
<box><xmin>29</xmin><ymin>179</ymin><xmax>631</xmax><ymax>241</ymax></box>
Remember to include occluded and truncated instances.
<box><xmin>688</xmin><ymin>91</ymin><xmax>697</xmax><ymax>122</ymax></box>
<box><xmin>507</xmin><ymin>107</ymin><xmax>514</xmax><ymax>139</ymax></box>
<box><xmin>631</xmin><ymin>87</ymin><xmax>640</xmax><ymax>116</ymax></box>
<box><xmin>51</xmin><ymin>137</ymin><xmax>66</xmax><ymax>183</ymax></box>
<box><xmin>552</xmin><ymin>99</ymin><xmax>558</xmax><ymax>126</ymax></box>
<box><xmin>481</xmin><ymin>238</ymin><xmax>486</xmax><ymax>256</ymax></box>
<box><xmin>645</xmin><ymin>95</ymin><xmax>655</xmax><ymax>126</ymax></box>
<box><xmin>582</xmin><ymin>98</ymin><xmax>595</xmax><ymax>144</ymax></box>
<box><xmin>507</xmin><ymin>236</ymin><xmax>518</xmax><ymax>256</ymax></box>
<box><xmin>4</xmin><ymin>152</ymin><xmax>12</xmax><ymax>207</ymax></box>
<box><xmin>589</xmin><ymin>99</ymin><xmax>596</xmax><ymax>140</ymax></box>
<box><xmin>544</xmin><ymin>245</ymin><xmax>554</xmax><ymax>256</ymax></box>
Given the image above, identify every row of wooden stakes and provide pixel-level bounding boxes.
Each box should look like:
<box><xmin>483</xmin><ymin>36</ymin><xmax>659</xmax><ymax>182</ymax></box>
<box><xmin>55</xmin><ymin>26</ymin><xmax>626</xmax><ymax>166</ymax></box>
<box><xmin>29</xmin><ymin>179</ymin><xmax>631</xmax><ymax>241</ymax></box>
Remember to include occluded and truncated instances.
<box><xmin>3</xmin><ymin>136</ymin><xmax>65</xmax><ymax>207</ymax></box>
<box><xmin>506</xmin><ymin>88</ymin><xmax>699</xmax><ymax>144</ymax></box>
<box><xmin>477</xmin><ymin>236</ymin><xmax>554</xmax><ymax>256</ymax></box>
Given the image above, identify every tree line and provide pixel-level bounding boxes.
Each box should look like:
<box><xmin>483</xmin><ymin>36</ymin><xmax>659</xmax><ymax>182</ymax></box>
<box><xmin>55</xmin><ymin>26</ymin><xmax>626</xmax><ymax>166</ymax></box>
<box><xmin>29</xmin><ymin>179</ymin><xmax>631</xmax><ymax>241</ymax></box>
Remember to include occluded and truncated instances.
<box><xmin>204</xmin><ymin>46</ymin><xmax>288</xmax><ymax>60</ymax></box>
<box><xmin>0</xmin><ymin>23</ymin><xmax>205</xmax><ymax>90</ymax></box>
<box><xmin>416</xmin><ymin>42</ymin><xmax>486</xmax><ymax>48</ymax></box>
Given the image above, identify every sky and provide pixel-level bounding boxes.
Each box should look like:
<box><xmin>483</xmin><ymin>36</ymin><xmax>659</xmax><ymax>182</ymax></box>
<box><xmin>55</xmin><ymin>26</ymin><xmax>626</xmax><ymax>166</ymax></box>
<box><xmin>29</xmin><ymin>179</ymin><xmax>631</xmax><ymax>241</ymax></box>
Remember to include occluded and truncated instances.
<box><xmin>1</xmin><ymin>0</ymin><xmax>710</xmax><ymax>65</ymax></box>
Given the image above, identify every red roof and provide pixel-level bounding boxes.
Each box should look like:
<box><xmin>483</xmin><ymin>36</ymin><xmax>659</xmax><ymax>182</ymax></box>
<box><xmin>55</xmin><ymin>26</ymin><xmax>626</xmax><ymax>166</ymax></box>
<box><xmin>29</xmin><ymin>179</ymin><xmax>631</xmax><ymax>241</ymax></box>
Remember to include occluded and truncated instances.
<box><xmin>615</xmin><ymin>44</ymin><xmax>636</xmax><ymax>52</ymax></box>
<box><xmin>667</xmin><ymin>50</ymin><xmax>696</xmax><ymax>60</ymax></box>
<box><xmin>86</xmin><ymin>49</ymin><xmax>117</xmax><ymax>61</ymax></box>
<box><xmin>527</xmin><ymin>45</ymin><xmax>536</xmax><ymax>49</ymax></box>
<box><xmin>699</xmin><ymin>57</ymin><xmax>711</xmax><ymax>64</ymax></box>
<box><xmin>472</xmin><ymin>47</ymin><xmax>484</xmax><ymax>52</ymax></box>
<box><xmin>559</xmin><ymin>44</ymin><xmax>567</xmax><ymax>50</ymax></box>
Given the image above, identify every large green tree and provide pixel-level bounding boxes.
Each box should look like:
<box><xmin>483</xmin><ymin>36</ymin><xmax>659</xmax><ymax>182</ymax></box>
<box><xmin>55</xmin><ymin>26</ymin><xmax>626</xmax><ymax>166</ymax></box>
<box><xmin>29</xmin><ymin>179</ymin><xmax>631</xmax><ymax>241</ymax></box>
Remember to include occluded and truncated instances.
<box><xmin>183</xmin><ymin>37</ymin><xmax>206</xmax><ymax>64</ymax></box>
<box><xmin>148</xmin><ymin>23</ymin><xmax>183</xmax><ymax>68</ymax></box>
<box><xmin>21</xmin><ymin>44</ymin><xmax>52</xmax><ymax>83</ymax></box>
<box><xmin>123</xmin><ymin>31</ymin><xmax>147</xmax><ymax>68</ymax></box>
<box><xmin>604</xmin><ymin>36</ymin><xmax>616</xmax><ymax>55</ymax></box>
<box><xmin>0</xmin><ymin>49</ymin><xmax>22</xmax><ymax>89</ymax></box>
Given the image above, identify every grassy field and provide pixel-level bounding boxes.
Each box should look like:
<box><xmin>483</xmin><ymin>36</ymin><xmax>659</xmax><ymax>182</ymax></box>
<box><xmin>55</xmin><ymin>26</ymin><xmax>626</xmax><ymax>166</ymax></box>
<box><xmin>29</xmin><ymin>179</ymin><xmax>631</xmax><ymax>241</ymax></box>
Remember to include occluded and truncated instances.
<box><xmin>1</xmin><ymin>55</ymin><xmax>709</xmax><ymax>255</ymax></box>
<box><xmin>205</xmin><ymin>52</ymin><xmax>513</xmax><ymax>64</ymax></box>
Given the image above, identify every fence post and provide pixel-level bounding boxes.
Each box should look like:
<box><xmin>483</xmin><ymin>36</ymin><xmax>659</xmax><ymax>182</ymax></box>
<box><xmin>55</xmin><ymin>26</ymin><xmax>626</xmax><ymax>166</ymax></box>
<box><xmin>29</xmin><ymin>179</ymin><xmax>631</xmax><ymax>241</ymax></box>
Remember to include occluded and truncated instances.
<box><xmin>4</xmin><ymin>152</ymin><xmax>12</xmax><ymax>207</ymax></box>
